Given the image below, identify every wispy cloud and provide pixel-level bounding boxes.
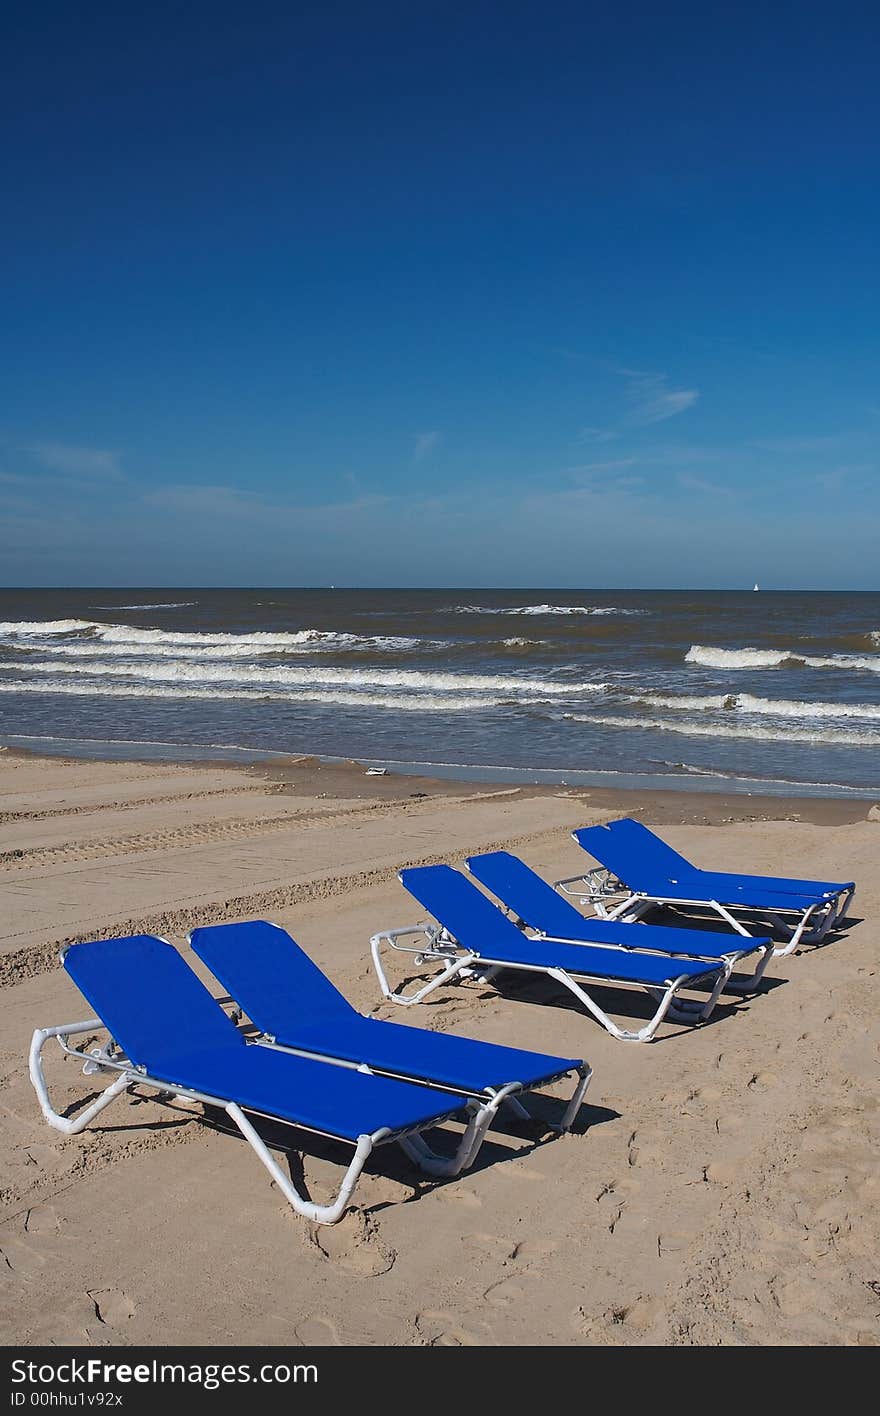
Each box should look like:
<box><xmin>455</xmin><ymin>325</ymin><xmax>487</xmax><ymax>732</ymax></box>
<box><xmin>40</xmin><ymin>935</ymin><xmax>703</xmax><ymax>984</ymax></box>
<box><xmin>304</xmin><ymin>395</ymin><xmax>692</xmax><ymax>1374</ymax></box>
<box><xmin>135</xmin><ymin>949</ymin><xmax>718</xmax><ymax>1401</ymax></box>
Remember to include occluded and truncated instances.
<box><xmin>677</xmin><ymin>471</ymin><xmax>734</xmax><ymax>497</ymax></box>
<box><xmin>577</xmin><ymin>425</ymin><xmax>619</xmax><ymax>444</ymax></box>
<box><xmin>564</xmin><ymin>458</ymin><xmax>645</xmax><ymax>492</ymax></box>
<box><xmin>141</xmin><ymin>481</ymin><xmax>393</xmax><ymax>526</ymax></box>
<box><xmin>749</xmin><ymin>435</ymin><xmax>842</xmax><ymax>454</ymax></box>
<box><xmin>25</xmin><ymin>441</ymin><xmax>125</xmax><ymax>480</ymax></box>
<box><xmin>566</xmin><ymin>458</ymin><xmax>639</xmax><ymax>475</ymax></box>
<box><xmin>577</xmin><ymin>367</ymin><xmax>699</xmax><ymax>443</ymax></box>
<box><xmin>620</xmin><ymin>369</ymin><xmax>699</xmax><ymax>426</ymax></box>
<box><xmin>412</xmin><ymin>430</ymin><xmax>440</xmax><ymax>463</ymax></box>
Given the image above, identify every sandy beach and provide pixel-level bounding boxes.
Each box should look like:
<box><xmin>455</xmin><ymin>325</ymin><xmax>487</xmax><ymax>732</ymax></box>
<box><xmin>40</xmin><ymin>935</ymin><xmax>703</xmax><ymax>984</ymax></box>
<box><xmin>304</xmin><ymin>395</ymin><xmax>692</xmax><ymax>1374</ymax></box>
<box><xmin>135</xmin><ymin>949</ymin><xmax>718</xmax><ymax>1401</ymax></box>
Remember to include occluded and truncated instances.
<box><xmin>1</xmin><ymin>746</ymin><xmax>877</xmax><ymax>1347</ymax></box>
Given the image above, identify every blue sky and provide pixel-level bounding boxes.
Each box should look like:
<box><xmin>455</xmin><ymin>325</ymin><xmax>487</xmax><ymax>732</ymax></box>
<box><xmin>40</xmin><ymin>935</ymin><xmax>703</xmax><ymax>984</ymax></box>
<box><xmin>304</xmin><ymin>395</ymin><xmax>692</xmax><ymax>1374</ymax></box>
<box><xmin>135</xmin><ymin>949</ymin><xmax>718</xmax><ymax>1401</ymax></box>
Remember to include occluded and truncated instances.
<box><xmin>2</xmin><ymin>1</ymin><xmax>878</xmax><ymax>588</ymax></box>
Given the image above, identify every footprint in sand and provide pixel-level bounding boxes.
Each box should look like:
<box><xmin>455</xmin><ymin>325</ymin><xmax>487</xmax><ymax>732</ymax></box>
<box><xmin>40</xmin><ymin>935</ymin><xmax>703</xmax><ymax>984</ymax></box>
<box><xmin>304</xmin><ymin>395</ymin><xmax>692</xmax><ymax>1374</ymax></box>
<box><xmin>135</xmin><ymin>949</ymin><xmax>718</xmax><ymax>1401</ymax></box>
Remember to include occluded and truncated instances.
<box><xmin>511</xmin><ymin>1238</ymin><xmax>556</xmax><ymax>1264</ymax></box>
<box><xmin>432</xmin><ymin>1330</ymin><xmax>481</xmax><ymax>1346</ymax></box>
<box><xmin>462</xmin><ymin>1232</ymin><xmax>517</xmax><ymax>1260</ymax></box>
<box><xmin>503</xmin><ymin>1162</ymin><xmax>547</xmax><ymax>1183</ymax></box>
<box><xmin>716</xmin><ymin>1112</ymin><xmax>745</xmax><ymax>1135</ymax></box>
<box><xmin>1</xmin><ymin>1238</ymin><xmax>50</xmax><ymax>1279</ymax></box>
<box><xmin>656</xmin><ymin>1230</ymin><xmax>692</xmax><ymax>1257</ymax></box>
<box><xmin>703</xmin><ymin>1159</ymin><xmax>741</xmax><ymax>1186</ymax></box>
<box><xmin>294</xmin><ymin>1316</ymin><xmax>341</xmax><ymax>1345</ymax></box>
<box><xmin>483</xmin><ymin>1275</ymin><xmax>528</xmax><ymax>1307</ymax></box>
<box><xmin>747</xmin><ymin>1071</ymin><xmax>778</xmax><ymax>1090</ymax></box>
<box><xmin>614</xmin><ymin>1295</ymin><xmax>667</xmax><ymax>1333</ymax></box>
<box><xmin>353</xmin><ymin>1170</ymin><xmax>419</xmax><ymax>1209</ymax></box>
<box><xmin>24</xmin><ymin>1204</ymin><xmax>61</xmax><ymax>1236</ymax></box>
<box><xmin>305</xmin><ymin>1211</ymin><xmax>396</xmax><ymax>1276</ymax></box>
<box><xmin>436</xmin><ymin>1186</ymin><xmax>482</xmax><ymax>1208</ymax></box>
<box><xmin>30</xmin><ymin>1295</ymin><xmax>101</xmax><ymax>1346</ymax></box>
<box><xmin>88</xmin><ymin>1288</ymin><xmax>137</xmax><ymax>1327</ymax></box>
<box><xmin>577</xmin><ymin>1308</ymin><xmax>623</xmax><ymax>1345</ymax></box>
<box><xmin>415</xmin><ymin>1310</ymin><xmax>484</xmax><ymax>1346</ymax></box>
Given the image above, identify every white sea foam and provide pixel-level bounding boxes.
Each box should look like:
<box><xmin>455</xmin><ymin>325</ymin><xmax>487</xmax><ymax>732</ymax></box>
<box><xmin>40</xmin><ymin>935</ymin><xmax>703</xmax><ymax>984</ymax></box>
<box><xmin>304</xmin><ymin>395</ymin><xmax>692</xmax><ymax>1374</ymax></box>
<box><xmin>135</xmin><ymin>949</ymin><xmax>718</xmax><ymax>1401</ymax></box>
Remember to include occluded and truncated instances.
<box><xmin>633</xmin><ymin>690</ymin><xmax>880</xmax><ymax>722</ymax></box>
<box><xmin>98</xmin><ymin>624</ymin><xmax>346</xmax><ymax>648</ymax></box>
<box><xmin>0</xmin><ymin>679</ymin><xmax>508</xmax><ymax>712</ymax></box>
<box><xmin>0</xmin><ymin>620</ymin><xmax>428</xmax><ymax>656</ymax></box>
<box><xmin>90</xmin><ymin>602</ymin><xmax>198</xmax><ymax>610</ymax></box>
<box><xmin>0</xmin><ymin>618</ymin><xmax>362</xmax><ymax>648</ymax></box>
<box><xmin>7</xmin><ymin>657</ymin><xmax>600</xmax><ymax>697</ymax></box>
<box><xmin>0</xmin><ymin>619</ymin><xmax>96</xmax><ymax>636</ymax></box>
<box><xmin>634</xmin><ymin>692</ymin><xmax>736</xmax><ymax>712</ymax></box>
<box><xmin>8</xmin><ymin>633</ymin><xmax>425</xmax><ymax>661</ymax></box>
<box><xmin>454</xmin><ymin>604</ymin><xmax>643</xmax><ymax>616</ymax></box>
<box><xmin>562</xmin><ymin>712</ymin><xmax>880</xmax><ymax>747</ymax></box>
<box><xmin>686</xmin><ymin>644</ymin><xmax>880</xmax><ymax>673</ymax></box>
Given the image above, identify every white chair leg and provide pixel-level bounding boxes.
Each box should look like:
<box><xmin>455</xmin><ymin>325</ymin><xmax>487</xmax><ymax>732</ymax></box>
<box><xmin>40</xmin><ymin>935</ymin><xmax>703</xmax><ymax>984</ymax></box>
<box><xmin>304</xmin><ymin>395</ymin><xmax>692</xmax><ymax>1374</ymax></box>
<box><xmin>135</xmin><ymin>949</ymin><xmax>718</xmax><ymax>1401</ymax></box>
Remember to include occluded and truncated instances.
<box><xmin>399</xmin><ymin>1100</ymin><xmax>494</xmax><ymax>1177</ymax></box>
<box><xmin>546</xmin><ymin>968</ymin><xmax>681</xmax><ymax>1043</ymax></box>
<box><xmin>226</xmin><ymin>1103</ymin><xmax>378</xmax><ymax>1225</ymax></box>
<box><xmin>557</xmin><ymin>1064</ymin><xmax>593</xmax><ymax>1131</ymax></box>
<box><xmin>370</xmin><ymin>934</ymin><xmax>473</xmax><ymax>1006</ymax></box>
<box><xmin>772</xmin><ymin>903</ymin><xmax>817</xmax><ymax>956</ymax></box>
<box><xmin>29</xmin><ymin>1025</ymin><xmax>132</xmax><ymax>1136</ymax></box>
<box><xmin>724</xmin><ymin>944</ymin><xmax>774</xmax><ymax>992</ymax></box>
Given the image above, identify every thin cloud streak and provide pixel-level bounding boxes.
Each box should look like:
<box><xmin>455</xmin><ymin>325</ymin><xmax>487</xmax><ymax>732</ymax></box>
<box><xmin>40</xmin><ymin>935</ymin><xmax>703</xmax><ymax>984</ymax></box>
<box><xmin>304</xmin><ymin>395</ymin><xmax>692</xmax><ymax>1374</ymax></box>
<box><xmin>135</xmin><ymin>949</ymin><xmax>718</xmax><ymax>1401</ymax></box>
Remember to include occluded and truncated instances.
<box><xmin>620</xmin><ymin>369</ymin><xmax>699</xmax><ymax>426</ymax></box>
<box><xmin>413</xmin><ymin>430</ymin><xmax>440</xmax><ymax>463</ymax></box>
<box><xmin>24</xmin><ymin>441</ymin><xmax>125</xmax><ymax>480</ymax></box>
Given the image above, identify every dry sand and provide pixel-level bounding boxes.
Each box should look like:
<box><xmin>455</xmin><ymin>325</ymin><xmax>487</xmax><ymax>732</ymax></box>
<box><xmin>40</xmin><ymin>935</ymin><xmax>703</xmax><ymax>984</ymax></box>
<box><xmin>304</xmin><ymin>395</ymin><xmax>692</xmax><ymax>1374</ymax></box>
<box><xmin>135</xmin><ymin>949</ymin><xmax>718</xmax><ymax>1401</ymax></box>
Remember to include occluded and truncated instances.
<box><xmin>1</xmin><ymin>747</ymin><xmax>878</xmax><ymax>1347</ymax></box>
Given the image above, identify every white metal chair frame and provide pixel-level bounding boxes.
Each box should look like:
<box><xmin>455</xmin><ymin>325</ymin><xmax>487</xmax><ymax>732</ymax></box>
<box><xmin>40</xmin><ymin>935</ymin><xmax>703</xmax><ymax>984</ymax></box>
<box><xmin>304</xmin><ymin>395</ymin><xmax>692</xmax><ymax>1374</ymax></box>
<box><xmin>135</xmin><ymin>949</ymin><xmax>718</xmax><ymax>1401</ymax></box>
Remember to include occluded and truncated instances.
<box><xmin>555</xmin><ymin>866</ymin><xmax>855</xmax><ymax>957</ymax></box>
<box><xmin>183</xmin><ymin>921</ymin><xmax>591</xmax><ymax>1139</ymax></box>
<box><xmin>253</xmin><ymin>1033</ymin><xmax>591</xmax><ymax>1138</ymax></box>
<box><xmin>30</xmin><ymin>1018</ymin><xmax>513</xmax><ymax>1226</ymax></box>
<box><xmin>370</xmin><ymin>922</ymin><xmax>731</xmax><ymax>1044</ymax></box>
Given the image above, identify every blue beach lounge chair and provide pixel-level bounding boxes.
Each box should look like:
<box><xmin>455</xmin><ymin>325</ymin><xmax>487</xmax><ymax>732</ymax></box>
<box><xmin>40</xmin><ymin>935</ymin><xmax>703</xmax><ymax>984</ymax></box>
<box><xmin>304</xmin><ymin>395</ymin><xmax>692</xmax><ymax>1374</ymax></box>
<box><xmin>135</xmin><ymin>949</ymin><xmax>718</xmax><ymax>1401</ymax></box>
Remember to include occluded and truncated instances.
<box><xmin>568</xmin><ymin>818</ymin><xmax>855</xmax><ymax>956</ymax></box>
<box><xmin>29</xmin><ymin>935</ymin><xmax>538</xmax><ymax>1225</ymax></box>
<box><xmin>465</xmin><ymin>850</ymin><xmax>774</xmax><ymax>992</ymax></box>
<box><xmin>372</xmin><ymin>864</ymin><xmax>735</xmax><ymax>1043</ymax></box>
<box><xmin>188</xmin><ymin>920</ymin><xmax>590</xmax><ymax>1141</ymax></box>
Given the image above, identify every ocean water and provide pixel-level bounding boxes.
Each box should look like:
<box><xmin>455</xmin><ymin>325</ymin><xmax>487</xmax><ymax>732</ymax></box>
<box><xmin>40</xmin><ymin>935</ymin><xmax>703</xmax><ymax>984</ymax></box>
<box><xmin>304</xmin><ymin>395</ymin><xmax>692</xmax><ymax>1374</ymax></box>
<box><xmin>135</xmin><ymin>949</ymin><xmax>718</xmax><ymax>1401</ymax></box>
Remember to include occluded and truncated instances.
<box><xmin>1</xmin><ymin>588</ymin><xmax>879</xmax><ymax>796</ymax></box>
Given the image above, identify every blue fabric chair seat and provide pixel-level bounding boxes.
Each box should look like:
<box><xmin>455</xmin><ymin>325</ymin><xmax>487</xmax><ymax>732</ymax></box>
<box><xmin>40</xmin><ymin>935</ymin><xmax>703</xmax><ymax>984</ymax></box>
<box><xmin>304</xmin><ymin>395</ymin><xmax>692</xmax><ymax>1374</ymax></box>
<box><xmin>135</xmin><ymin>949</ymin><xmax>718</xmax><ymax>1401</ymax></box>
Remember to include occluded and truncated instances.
<box><xmin>142</xmin><ymin>1038</ymin><xmax>466</xmax><ymax>1141</ymax></box>
<box><xmin>466</xmin><ymin>850</ymin><xmax>766</xmax><ymax>959</ymax></box>
<box><xmin>190</xmin><ymin>921</ymin><xmax>580</xmax><ymax>1093</ymax></box>
<box><xmin>574</xmin><ymin>819</ymin><xmax>852</xmax><ymax>905</ymax></box>
<box><xmin>277</xmin><ymin>1014</ymin><xmax>576</xmax><ymax>1091</ymax></box>
<box><xmin>400</xmin><ymin>865</ymin><xmax>719</xmax><ymax>986</ymax></box>
<box><xmin>64</xmin><ymin>934</ymin><xmax>466</xmax><ymax>1142</ymax></box>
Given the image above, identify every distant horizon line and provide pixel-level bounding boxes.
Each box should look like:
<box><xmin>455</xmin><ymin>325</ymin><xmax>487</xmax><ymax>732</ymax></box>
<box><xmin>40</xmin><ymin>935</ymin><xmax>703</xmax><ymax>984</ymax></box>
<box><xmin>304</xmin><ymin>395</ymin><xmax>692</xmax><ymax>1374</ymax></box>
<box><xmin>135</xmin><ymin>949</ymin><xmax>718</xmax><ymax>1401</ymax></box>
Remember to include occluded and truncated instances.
<box><xmin>1</xmin><ymin>585</ymin><xmax>878</xmax><ymax>595</ymax></box>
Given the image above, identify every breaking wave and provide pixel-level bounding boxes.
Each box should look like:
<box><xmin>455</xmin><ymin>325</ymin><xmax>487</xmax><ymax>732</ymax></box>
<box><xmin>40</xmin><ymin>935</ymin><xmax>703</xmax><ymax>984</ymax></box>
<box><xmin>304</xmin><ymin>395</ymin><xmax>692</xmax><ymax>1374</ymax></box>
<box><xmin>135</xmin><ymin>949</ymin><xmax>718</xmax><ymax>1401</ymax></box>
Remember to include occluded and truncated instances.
<box><xmin>5</xmin><ymin>656</ymin><xmax>603</xmax><ymax>698</ymax></box>
<box><xmin>0</xmin><ymin>619</ymin><xmax>96</xmax><ymax>636</ymax></box>
<box><xmin>634</xmin><ymin>690</ymin><xmax>880</xmax><ymax>721</ymax></box>
<box><xmin>0</xmin><ymin>619</ymin><xmax>427</xmax><ymax>656</ymax></box>
<box><xmin>0</xmin><ymin>679</ymin><xmax>509</xmax><ymax>712</ymax></box>
<box><xmin>562</xmin><ymin>712</ymin><xmax>880</xmax><ymax>747</ymax></box>
<box><xmin>452</xmin><ymin>604</ymin><xmax>644</xmax><ymax>616</ymax></box>
<box><xmin>686</xmin><ymin>644</ymin><xmax>880</xmax><ymax>673</ymax></box>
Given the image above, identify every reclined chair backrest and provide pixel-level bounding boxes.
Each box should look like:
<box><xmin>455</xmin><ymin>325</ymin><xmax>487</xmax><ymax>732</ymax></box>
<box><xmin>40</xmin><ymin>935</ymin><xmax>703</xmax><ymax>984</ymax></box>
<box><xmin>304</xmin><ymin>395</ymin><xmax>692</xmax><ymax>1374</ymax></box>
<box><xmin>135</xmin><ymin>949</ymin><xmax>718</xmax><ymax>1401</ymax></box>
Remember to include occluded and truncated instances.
<box><xmin>400</xmin><ymin>864</ymin><xmax>532</xmax><ymax>957</ymax></box>
<box><xmin>573</xmin><ymin>818</ymin><xmax>696</xmax><ymax>892</ymax></box>
<box><xmin>64</xmin><ymin>934</ymin><xmax>243</xmax><ymax>1072</ymax></box>
<box><xmin>605</xmin><ymin>819</ymin><xmax>697</xmax><ymax>880</ymax></box>
<box><xmin>190</xmin><ymin>920</ymin><xmax>358</xmax><ymax>1036</ymax></box>
<box><xmin>466</xmin><ymin>851</ymin><xmax>590</xmax><ymax>937</ymax></box>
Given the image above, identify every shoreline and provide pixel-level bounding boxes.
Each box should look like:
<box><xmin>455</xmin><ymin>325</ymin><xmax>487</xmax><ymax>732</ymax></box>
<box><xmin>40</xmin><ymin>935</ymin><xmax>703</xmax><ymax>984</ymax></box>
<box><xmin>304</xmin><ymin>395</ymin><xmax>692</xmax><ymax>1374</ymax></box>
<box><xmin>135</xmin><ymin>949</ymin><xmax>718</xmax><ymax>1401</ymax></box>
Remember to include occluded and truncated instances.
<box><xmin>2</xmin><ymin>734</ymin><xmax>878</xmax><ymax>816</ymax></box>
<box><xmin>1</xmin><ymin>739</ymin><xmax>875</xmax><ymax>827</ymax></box>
